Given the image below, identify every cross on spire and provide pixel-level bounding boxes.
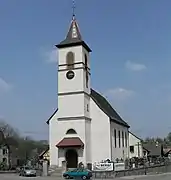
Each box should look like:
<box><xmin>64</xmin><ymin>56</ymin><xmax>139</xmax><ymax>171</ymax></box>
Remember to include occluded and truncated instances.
<box><xmin>72</xmin><ymin>0</ymin><xmax>76</xmax><ymax>20</ymax></box>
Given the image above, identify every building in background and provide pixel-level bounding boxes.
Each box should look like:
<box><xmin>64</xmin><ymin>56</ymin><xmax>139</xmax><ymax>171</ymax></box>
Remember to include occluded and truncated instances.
<box><xmin>0</xmin><ymin>144</ymin><xmax>9</xmax><ymax>166</ymax></box>
<box><xmin>129</xmin><ymin>131</ymin><xmax>143</xmax><ymax>158</ymax></box>
<box><xmin>143</xmin><ymin>143</ymin><xmax>163</xmax><ymax>159</ymax></box>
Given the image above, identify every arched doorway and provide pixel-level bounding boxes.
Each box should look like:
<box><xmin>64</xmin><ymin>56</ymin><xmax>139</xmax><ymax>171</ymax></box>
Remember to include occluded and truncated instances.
<box><xmin>65</xmin><ymin>149</ymin><xmax>78</xmax><ymax>168</ymax></box>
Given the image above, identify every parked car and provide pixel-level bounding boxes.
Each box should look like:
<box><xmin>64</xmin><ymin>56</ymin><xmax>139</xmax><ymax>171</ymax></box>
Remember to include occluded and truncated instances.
<box><xmin>19</xmin><ymin>166</ymin><xmax>37</xmax><ymax>177</ymax></box>
<box><xmin>63</xmin><ymin>168</ymin><xmax>92</xmax><ymax>179</ymax></box>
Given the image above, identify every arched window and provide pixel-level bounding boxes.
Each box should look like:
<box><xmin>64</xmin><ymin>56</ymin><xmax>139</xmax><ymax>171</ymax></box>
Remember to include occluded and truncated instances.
<box><xmin>85</xmin><ymin>54</ymin><xmax>88</xmax><ymax>69</ymax></box>
<box><xmin>85</xmin><ymin>54</ymin><xmax>89</xmax><ymax>88</ymax></box>
<box><xmin>66</xmin><ymin>52</ymin><xmax>74</xmax><ymax>69</ymax></box>
<box><xmin>66</xmin><ymin>129</ymin><xmax>77</xmax><ymax>135</ymax></box>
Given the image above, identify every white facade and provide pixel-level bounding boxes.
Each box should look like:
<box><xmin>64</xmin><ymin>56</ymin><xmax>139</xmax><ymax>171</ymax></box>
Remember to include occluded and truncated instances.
<box><xmin>48</xmin><ymin>17</ymin><xmax>130</xmax><ymax>168</ymax></box>
<box><xmin>129</xmin><ymin>132</ymin><xmax>143</xmax><ymax>158</ymax></box>
<box><xmin>0</xmin><ymin>145</ymin><xmax>9</xmax><ymax>165</ymax></box>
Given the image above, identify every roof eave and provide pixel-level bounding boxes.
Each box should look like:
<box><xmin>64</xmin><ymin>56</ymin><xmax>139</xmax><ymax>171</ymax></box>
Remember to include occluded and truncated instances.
<box><xmin>110</xmin><ymin>118</ymin><xmax>130</xmax><ymax>128</ymax></box>
<box><xmin>39</xmin><ymin>146</ymin><xmax>49</xmax><ymax>157</ymax></box>
<box><xmin>129</xmin><ymin>131</ymin><xmax>143</xmax><ymax>141</ymax></box>
<box><xmin>46</xmin><ymin>109</ymin><xmax>58</xmax><ymax>125</ymax></box>
<box><xmin>56</xmin><ymin>41</ymin><xmax>92</xmax><ymax>52</ymax></box>
<box><xmin>143</xmin><ymin>146</ymin><xmax>150</xmax><ymax>152</ymax></box>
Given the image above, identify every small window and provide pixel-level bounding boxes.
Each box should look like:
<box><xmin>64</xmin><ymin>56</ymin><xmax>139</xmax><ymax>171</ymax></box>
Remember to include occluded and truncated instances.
<box><xmin>125</xmin><ymin>132</ymin><xmax>127</xmax><ymax>147</ymax></box>
<box><xmin>85</xmin><ymin>54</ymin><xmax>88</xmax><ymax>69</ymax></box>
<box><xmin>130</xmin><ymin>146</ymin><xmax>134</xmax><ymax>153</ymax></box>
<box><xmin>118</xmin><ymin>130</ymin><xmax>121</xmax><ymax>148</ymax></box>
<box><xmin>86</xmin><ymin>73</ymin><xmax>89</xmax><ymax>88</ymax></box>
<box><xmin>66</xmin><ymin>52</ymin><xmax>74</xmax><ymax>69</ymax></box>
<box><xmin>87</xmin><ymin>104</ymin><xmax>89</xmax><ymax>112</ymax></box>
<box><xmin>114</xmin><ymin>129</ymin><xmax>117</xmax><ymax>148</ymax></box>
<box><xmin>66</xmin><ymin>129</ymin><xmax>77</xmax><ymax>134</ymax></box>
<box><xmin>122</xmin><ymin>131</ymin><xmax>124</xmax><ymax>147</ymax></box>
<box><xmin>3</xmin><ymin>158</ymin><xmax>6</xmax><ymax>162</ymax></box>
<box><xmin>2</xmin><ymin>149</ymin><xmax>6</xmax><ymax>155</ymax></box>
<box><xmin>85</xmin><ymin>54</ymin><xmax>88</xmax><ymax>88</ymax></box>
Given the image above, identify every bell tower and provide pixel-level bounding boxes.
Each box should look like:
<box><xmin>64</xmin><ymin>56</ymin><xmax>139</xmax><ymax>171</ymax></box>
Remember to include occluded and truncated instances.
<box><xmin>56</xmin><ymin>15</ymin><xmax>92</xmax><ymax>119</ymax></box>
<box><xmin>49</xmin><ymin>1</ymin><xmax>92</xmax><ymax>167</ymax></box>
<box><xmin>55</xmin><ymin>12</ymin><xmax>92</xmax><ymax>166</ymax></box>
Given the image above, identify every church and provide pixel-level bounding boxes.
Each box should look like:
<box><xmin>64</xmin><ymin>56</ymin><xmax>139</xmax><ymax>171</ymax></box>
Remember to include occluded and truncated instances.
<box><xmin>47</xmin><ymin>14</ymin><xmax>130</xmax><ymax>169</ymax></box>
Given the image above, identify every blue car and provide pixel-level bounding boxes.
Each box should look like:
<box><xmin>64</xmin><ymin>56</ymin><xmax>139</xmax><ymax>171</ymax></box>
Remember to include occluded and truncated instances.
<box><xmin>63</xmin><ymin>168</ymin><xmax>92</xmax><ymax>179</ymax></box>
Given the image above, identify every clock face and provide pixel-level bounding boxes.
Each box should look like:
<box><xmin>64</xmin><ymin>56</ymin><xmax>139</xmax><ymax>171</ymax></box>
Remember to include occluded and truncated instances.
<box><xmin>66</xmin><ymin>70</ymin><xmax>75</xmax><ymax>80</ymax></box>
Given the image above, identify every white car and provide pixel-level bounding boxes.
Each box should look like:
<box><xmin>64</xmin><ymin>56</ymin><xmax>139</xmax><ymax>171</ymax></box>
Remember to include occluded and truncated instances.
<box><xmin>19</xmin><ymin>166</ymin><xmax>37</xmax><ymax>177</ymax></box>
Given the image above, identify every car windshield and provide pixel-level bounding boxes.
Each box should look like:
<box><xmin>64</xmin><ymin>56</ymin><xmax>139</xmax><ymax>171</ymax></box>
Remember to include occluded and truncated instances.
<box><xmin>24</xmin><ymin>167</ymin><xmax>32</xmax><ymax>170</ymax></box>
<box><xmin>71</xmin><ymin>169</ymin><xmax>78</xmax><ymax>172</ymax></box>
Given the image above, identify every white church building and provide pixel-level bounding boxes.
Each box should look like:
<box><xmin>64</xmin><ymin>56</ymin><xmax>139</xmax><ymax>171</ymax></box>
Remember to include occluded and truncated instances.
<box><xmin>47</xmin><ymin>15</ymin><xmax>130</xmax><ymax>168</ymax></box>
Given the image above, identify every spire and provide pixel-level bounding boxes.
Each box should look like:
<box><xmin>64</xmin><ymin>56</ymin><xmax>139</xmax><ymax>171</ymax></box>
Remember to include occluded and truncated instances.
<box><xmin>65</xmin><ymin>18</ymin><xmax>82</xmax><ymax>41</ymax></box>
<box><xmin>56</xmin><ymin>1</ymin><xmax>91</xmax><ymax>52</ymax></box>
<box><xmin>65</xmin><ymin>0</ymin><xmax>82</xmax><ymax>41</ymax></box>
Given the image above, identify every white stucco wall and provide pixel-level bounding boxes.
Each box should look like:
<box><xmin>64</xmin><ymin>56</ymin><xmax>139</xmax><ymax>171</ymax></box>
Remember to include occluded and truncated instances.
<box><xmin>129</xmin><ymin>132</ymin><xmax>143</xmax><ymax>158</ymax></box>
<box><xmin>110</xmin><ymin>122</ymin><xmax>129</xmax><ymax>161</ymax></box>
<box><xmin>49</xmin><ymin>111</ymin><xmax>59</xmax><ymax>166</ymax></box>
<box><xmin>58</xmin><ymin>69</ymin><xmax>85</xmax><ymax>94</ymax></box>
<box><xmin>85</xmin><ymin>120</ymin><xmax>91</xmax><ymax>163</ymax></box>
<box><xmin>58</xmin><ymin>94</ymin><xmax>85</xmax><ymax>118</ymax></box>
<box><xmin>90</xmin><ymin>98</ymin><xmax>111</xmax><ymax>163</ymax></box>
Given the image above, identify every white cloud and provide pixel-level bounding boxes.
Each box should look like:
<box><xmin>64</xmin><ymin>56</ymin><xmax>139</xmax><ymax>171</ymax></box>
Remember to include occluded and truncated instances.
<box><xmin>125</xmin><ymin>60</ymin><xmax>146</xmax><ymax>71</ymax></box>
<box><xmin>44</xmin><ymin>49</ymin><xmax>58</xmax><ymax>63</ymax></box>
<box><xmin>106</xmin><ymin>87</ymin><xmax>135</xmax><ymax>101</ymax></box>
<box><xmin>0</xmin><ymin>77</ymin><xmax>11</xmax><ymax>93</ymax></box>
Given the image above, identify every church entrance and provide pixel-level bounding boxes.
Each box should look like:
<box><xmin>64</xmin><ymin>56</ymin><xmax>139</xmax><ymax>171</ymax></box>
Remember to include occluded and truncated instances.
<box><xmin>65</xmin><ymin>149</ymin><xmax>78</xmax><ymax>168</ymax></box>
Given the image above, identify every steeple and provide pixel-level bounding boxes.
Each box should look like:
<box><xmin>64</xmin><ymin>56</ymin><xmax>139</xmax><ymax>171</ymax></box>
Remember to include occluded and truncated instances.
<box><xmin>64</xmin><ymin>16</ymin><xmax>83</xmax><ymax>43</ymax></box>
<box><xmin>56</xmin><ymin>2</ymin><xmax>91</xmax><ymax>52</ymax></box>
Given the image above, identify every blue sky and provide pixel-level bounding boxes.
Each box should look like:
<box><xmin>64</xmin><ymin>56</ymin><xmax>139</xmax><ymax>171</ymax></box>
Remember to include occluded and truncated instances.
<box><xmin>0</xmin><ymin>0</ymin><xmax>171</xmax><ymax>140</ymax></box>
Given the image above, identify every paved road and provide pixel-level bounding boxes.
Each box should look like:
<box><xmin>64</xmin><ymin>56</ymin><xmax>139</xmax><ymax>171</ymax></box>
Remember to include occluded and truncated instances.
<box><xmin>0</xmin><ymin>173</ymin><xmax>171</xmax><ymax>180</ymax></box>
<box><xmin>119</xmin><ymin>173</ymin><xmax>171</xmax><ymax>179</ymax></box>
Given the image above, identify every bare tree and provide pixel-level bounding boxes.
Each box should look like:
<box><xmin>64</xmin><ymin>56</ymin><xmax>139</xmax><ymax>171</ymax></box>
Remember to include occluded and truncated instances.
<box><xmin>0</xmin><ymin>121</ymin><xmax>19</xmax><ymax>138</ymax></box>
<box><xmin>0</xmin><ymin>120</ymin><xmax>20</xmax><ymax>168</ymax></box>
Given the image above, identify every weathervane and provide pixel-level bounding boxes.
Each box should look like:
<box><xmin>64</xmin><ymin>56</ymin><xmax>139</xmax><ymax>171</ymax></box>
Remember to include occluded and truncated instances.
<box><xmin>72</xmin><ymin>0</ymin><xmax>76</xmax><ymax>19</ymax></box>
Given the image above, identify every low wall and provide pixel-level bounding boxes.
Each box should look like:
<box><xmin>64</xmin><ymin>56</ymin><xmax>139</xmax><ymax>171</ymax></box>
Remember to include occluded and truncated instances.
<box><xmin>0</xmin><ymin>170</ymin><xmax>16</xmax><ymax>174</ymax></box>
<box><xmin>93</xmin><ymin>164</ymin><xmax>171</xmax><ymax>179</ymax></box>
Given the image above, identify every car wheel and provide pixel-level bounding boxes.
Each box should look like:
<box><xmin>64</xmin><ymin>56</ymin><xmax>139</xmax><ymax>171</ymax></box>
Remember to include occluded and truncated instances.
<box><xmin>66</xmin><ymin>175</ymin><xmax>70</xmax><ymax>179</ymax></box>
<box><xmin>82</xmin><ymin>175</ymin><xmax>87</xmax><ymax>180</ymax></box>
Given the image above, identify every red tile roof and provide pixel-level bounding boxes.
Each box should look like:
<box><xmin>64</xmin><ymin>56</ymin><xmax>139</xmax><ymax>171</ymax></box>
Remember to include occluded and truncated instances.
<box><xmin>56</xmin><ymin>137</ymin><xmax>84</xmax><ymax>148</ymax></box>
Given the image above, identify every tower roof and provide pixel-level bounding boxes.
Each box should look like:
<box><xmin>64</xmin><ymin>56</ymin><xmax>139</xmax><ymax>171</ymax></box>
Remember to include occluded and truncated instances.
<box><xmin>56</xmin><ymin>17</ymin><xmax>92</xmax><ymax>52</ymax></box>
